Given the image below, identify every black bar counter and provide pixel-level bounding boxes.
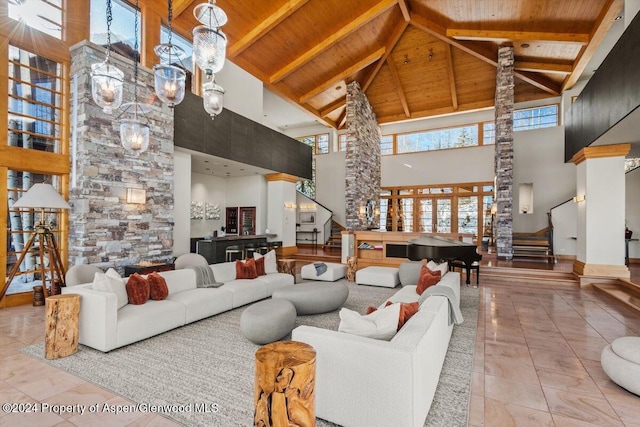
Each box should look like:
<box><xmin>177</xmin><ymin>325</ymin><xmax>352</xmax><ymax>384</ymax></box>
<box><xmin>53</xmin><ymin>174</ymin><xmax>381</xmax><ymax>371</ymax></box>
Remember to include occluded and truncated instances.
<box><xmin>196</xmin><ymin>234</ymin><xmax>276</xmax><ymax>264</ymax></box>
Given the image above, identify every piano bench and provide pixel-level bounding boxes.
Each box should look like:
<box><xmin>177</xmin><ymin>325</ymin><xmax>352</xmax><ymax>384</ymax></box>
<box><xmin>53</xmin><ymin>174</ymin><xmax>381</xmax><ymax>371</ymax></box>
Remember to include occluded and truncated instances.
<box><xmin>449</xmin><ymin>260</ymin><xmax>480</xmax><ymax>286</ymax></box>
<box><xmin>356</xmin><ymin>266</ymin><xmax>400</xmax><ymax>288</ymax></box>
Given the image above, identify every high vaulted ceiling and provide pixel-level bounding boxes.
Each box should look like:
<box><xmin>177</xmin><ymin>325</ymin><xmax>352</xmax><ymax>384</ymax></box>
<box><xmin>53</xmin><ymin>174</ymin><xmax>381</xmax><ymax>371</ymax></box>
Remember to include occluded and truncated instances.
<box><xmin>164</xmin><ymin>0</ymin><xmax>624</xmax><ymax>128</ymax></box>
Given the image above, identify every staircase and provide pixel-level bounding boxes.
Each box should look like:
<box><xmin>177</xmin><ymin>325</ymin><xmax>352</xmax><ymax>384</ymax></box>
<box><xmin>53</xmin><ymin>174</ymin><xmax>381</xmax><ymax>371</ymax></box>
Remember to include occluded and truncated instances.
<box><xmin>512</xmin><ymin>214</ymin><xmax>555</xmax><ymax>263</ymax></box>
<box><xmin>481</xmin><ymin>265</ymin><xmax>578</xmax><ymax>287</ymax></box>
<box><xmin>322</xmin><ymin>220</ymin><xmax>344</xmax><ymax>253</ymax></box>
<box><xmin>592</xmin><ymin>279</ymin><xmax>640</xmax><ymax>314</ymax></box>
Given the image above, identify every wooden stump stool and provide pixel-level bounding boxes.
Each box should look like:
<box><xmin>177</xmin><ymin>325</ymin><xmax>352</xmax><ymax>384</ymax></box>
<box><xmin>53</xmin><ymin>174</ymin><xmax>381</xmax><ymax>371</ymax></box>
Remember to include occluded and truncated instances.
<box><xmin>254</xmin><ymin>341</ymin><xmax>316</xmax><ymax>427</ymax></box>
<box><xmin>277</xmin><ymin>259</ymin><xmax>296</xmax><ymax>284</ymax></box>
<box><xmin>346</xmin><ymin>256</ymin><xmax>358</xmax><ymax>282</ymax></box>
<box><xmin>45</xmin><ymin>294</ymin><xmax>80</xmax><ymax>360</ymax></box>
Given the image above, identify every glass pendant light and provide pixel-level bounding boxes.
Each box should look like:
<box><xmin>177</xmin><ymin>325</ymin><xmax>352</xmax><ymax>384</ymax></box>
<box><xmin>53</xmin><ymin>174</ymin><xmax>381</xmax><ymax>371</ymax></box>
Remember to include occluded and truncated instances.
<box><xmin>119</xmin><ymin>0</ymin><xmax>150</xmax><ymax>156</ymax></box>
<box><xmin>153</xmin><ymin>0</ymin><xmax>186</xmax><ymax>108</ymax></box>
<box><xmin>91</xmin><ymin>0</ymin><xmax>124</xmax><ymax>114</ymax></box>
<box><xmin>202</xmin><ymin>77</ymin><xmax>225</xmax><ymax>119</ymax></box>
<box><xmin>192</xmin><ymin>0</ymin><xmax>227</xmax><ymax>77</ymax></box>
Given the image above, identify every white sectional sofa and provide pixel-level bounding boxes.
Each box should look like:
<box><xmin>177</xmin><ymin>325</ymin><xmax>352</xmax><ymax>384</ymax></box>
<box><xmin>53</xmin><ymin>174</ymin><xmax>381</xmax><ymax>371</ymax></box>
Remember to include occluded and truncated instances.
<box><xmin>292</xmin><ymin>270</ymin><xmax>461</xmax><ymax>427</ymax></box>
<box><xmin>62</xmin><ymin>262</ymin><xmax>294</xmax><ymax>352</ymax></box>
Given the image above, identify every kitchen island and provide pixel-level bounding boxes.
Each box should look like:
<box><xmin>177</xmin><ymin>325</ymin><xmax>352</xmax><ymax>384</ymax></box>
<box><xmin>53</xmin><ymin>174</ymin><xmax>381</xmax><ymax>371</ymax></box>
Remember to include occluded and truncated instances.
<box><xmin>196</xmin><ymin>234</ymin><xmax>277</xmax><ymax>264</ymax></box>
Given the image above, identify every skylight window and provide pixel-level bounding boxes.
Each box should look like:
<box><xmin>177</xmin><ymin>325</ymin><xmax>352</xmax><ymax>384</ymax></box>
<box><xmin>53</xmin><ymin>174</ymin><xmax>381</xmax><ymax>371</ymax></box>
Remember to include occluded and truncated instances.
<box><xmin>8</xmin><ymin>0</ymin><xmax>63</xmax><ymax>40</ymax></box>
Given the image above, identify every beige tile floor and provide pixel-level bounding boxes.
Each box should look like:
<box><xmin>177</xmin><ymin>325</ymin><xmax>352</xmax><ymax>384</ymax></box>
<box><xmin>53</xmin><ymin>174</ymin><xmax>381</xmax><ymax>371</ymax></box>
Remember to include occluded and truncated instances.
<box><xmin>2</xmin><ymin>274</ymin><xmax>640</xmax><ymax>426</ymax></box>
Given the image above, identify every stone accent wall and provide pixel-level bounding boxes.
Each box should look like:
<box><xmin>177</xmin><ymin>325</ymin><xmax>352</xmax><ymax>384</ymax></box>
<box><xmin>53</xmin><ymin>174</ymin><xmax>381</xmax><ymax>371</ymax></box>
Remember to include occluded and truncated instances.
<box><xmin>494</xmin><ymin>46</ymin><xmax>514</xmax><ymax>258</ymax></box>
<box><xmin>344</xmin><ymin>81</ymin><xmax>381</xmax><ymax>231</ymax></box>
<box><xmin>68</xmin><ymin>42</ymin><xmax>174</xmax><ymax>273</ymax></box>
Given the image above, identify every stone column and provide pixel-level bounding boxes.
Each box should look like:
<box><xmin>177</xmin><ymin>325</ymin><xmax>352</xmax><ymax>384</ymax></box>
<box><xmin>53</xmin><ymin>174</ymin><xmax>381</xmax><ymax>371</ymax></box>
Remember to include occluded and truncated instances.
<box><xmin>494</xmin><ymin>46</ymin><xmax>515</xmax><ymax>259</ymax></box>
<box><xmin>344</xmin><ymin>82</ymin><xmax>381</xmax><ymax>231</ymax></box>
<box><xmin>266</xmin><ymin>173</ymin><xmax>299</xmax><ymax>257</ymax></box>
<box><xmin>572</xmin><ymin>144</ymin><xmax>630</xmax><ymax>279</ymax></box>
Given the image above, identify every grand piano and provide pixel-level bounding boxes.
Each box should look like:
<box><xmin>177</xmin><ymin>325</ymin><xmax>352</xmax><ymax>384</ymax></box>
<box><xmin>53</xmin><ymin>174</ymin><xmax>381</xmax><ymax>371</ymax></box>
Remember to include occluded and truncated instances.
<box><xmin>407</xmin><ymin>236</ymin><xmax>482</xmax><ymax>286</ymax></box>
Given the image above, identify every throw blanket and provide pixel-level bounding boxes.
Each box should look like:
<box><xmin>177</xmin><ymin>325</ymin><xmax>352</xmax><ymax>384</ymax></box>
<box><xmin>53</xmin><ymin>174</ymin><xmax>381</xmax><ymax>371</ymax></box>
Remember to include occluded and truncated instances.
<box><xmin>187</xmin><ymin>265</ymin><xmax>222</xmax><ymax>288</ymax></box>
<box><xmin>418</xmin><ymin>286</ymin><xmax>464</xmax><ymax>325</ymax></box>
<box><xmin>314</xmin><ymin>262</ymin><xmax>327</xmax><ymax>275</ymax></box>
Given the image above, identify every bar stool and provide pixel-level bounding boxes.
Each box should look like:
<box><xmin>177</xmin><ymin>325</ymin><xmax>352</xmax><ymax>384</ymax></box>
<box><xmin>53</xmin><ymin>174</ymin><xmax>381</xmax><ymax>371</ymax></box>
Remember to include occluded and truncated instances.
<box><xmin>226</xmin><ymin>245</ymin><xmax>244</xmax><ymax>262</ymax></box>
<box><xmin>256</xmin><ymin>242</ymin><xmax>270</xmax><ymax>255</ymax></box>
<box><xmin>268</xmin><ymin>241</ymin><xmax>282</xmax><ymax>253</ymax></box>
<box><xmin>244</xmin><ymin>243</ymin><xmax>259</xmax><ymax>259</ymax></box>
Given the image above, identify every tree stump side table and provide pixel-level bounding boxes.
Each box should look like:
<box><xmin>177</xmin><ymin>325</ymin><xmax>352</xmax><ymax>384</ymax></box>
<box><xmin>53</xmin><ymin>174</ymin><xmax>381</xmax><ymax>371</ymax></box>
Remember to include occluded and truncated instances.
<box><xmin>346</xmin><ymin>256</ymin><xmax>358</xmax><ymax>282</ymax></box>
<box><xmin>277</xmin><ymin>259</ymin><xmax>297</xmax><ymax>284</ymax></box>
<box><xmin>254</xmin><ymin>341</ymin><xmax>316</xmax><ymax>427</ymax></box>
<box><xmin>45</xmin><ymin>294</ymin><xmax>80</xmax><ymax>360</ymax></box>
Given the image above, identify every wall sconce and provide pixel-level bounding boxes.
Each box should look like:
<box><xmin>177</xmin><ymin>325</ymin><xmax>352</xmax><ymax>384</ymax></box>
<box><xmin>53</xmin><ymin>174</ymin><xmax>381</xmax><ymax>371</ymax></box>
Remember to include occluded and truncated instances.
<box><xmin>127</xmin><ymin>188</ymin><xmax>146</xmax><ymax>204</ymax></box>
<box><xmin>573</xmin><ymin>195</ymin><xmax>586</xmax><ymax>203</ymax></box>
<box><xmin>299</xmin><ymin>203</ymin><xmax>316</xmax><ymax>210</ymax></box>
<box><xmin>284</xmin><ymin>202</ymin><xmax>297</xmax><ymax>209</ymax></box>
<box><xmin>490</xmin><ymin>203</ymin><xmax>498</xmax><ymax>214</ymax></box>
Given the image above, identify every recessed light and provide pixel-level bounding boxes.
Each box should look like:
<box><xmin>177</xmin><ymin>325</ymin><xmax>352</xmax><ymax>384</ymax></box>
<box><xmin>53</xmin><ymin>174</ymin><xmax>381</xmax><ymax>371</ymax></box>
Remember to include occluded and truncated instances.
<box><xmin>223</xmin><ymin>165</ymin><xmax>228</xmax><ymax>167</ymax></box>
<box><xmin>403</xmin><ymin>163</ymin><xmax>413</xmax><ymax>168</ymax></box>
<box><xmin>520</xmin><ymin>43</ymin><xmax>530</xmax><ymax>48</ymax></box>
<box><xmin>240</xmin><ymin>168</ymin><xmax>244</xmax><ymax>171</ymax></box>
<box><xmin>206</xmin><ymin>168</ymin><xmax>210</xmax><ymax>170</ymax></box>
<box><xmin>204</xmin><ymin>160</ymin><xmax>209</xmax><ymax>163</ymax></box>
<box><xmin>615</xmin><ymin>15</ymin><xmax>623</xmax><ymax>21</ymax></box>
<box><xmin>335</xmin><ymin>85</ymin><xmax>342</xmax><ymax>91</ymax></box>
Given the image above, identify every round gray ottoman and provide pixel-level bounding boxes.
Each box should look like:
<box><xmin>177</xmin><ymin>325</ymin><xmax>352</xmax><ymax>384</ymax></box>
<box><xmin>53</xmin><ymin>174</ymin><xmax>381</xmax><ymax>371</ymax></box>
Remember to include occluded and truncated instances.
<box><xmin>240</xmin><ymin>299</ymin><xmax>297</xmax><ymax>345</ymax></box>
<box><xmin>272</xmin><ymin>281</ymin><xmax>349</xmax><ymax>315</ymax></box>
<box><xmin>601</xmin><ymin>336</ymin><xmax>640</xmax><ymax>395</ymax></box>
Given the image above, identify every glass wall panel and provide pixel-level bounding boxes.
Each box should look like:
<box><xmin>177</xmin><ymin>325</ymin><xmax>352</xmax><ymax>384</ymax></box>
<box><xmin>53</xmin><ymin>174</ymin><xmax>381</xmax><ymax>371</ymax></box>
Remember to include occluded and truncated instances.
<box><xmin>457</xmin><ymin>196</ymin><xmax>478</xmax><ymax>235</ymax></box>
<box><xmin>436</xmin><ymin>199</ymin><xmax>451</xmax><ymax>233</ymax></box>
<box><xmin>380</xmin><ymin>135</ymin><xmax>393</xmax><ymax>155</ymax></box>
<box><xmin>9</xmin><ymin>0</ymin><xmax>62</xmax><ymax>39</ymax></box>
<box><xmin>419</xmin><ymin>199</ymin><xmax>433</xmax><ymax>232</ymax></box>
<box><xmin>90</xmin><ymin>0</ymin><xmax>141</xmax><ymax>61</ymax></box>
<box><xmin>399</xmin><ymin>198</ymin><xmax>413</xmax><ymax>232</ymax></box>
<box><xmin>379</xmin><ymin>199</ymin><xmax>389</xmax><ymax>230</ymax></box>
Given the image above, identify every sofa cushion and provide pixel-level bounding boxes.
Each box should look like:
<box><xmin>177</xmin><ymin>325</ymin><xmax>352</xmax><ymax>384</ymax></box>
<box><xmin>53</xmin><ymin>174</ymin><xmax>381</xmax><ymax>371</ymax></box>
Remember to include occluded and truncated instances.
<box><xmin>220</xmin><ymin>279</ymin><xmax>269</xmax><ymax>308</ymax></box>
<box><xmin>365</xmin><ymin>301</ymin><xmax>420</xmax><ymax>331</ymax></box>
<box><xmin>166</xmin><ymin>288</ymin><xmax>234</xmax><ymax>323</ymax></box>
<box><xmin>254</xmin><ymin>273</ymin><xmax>294</xmax><ymax>295</ymax></box>
<box><xmin>211</xmin><ymin>262</ymin><xmax>236</xmax><ymax>283</ymax></box>
<box><xmin>427</xmin><ymin>260</ymin><xmax>448</xmax><ymax>277</ymax></box>
<box><xmin>398</xmin><ymin>261</ymin><xmax>424</xmax><ymax>287</ymax></box>
<box><xmin>255</xmin><ymin>257</ymin><xmax>266</xmax><ymax>276</ymax></box>
<box><xmin>92</xmin><ymin>271</ymin><xmax>128</xmax><ymax>310</ymax></box>
<box><xmin>148</xmin><ymin>272</ymin><xmax>169</xmax><ymax>301</ymax></box>
<box><xmin>126</xmin><ymin>273</ymin><xmax>150</xmax><ymax>305</ymax></box>
<box><xmin>254</xmin><ymin>250</ymin><xmax>278</xmax><ymax>274</ymax></box>
<box><xmin>338</xmin><ymin>304</ymin><xmax>401</xmax><ymax>340</ymax></box>
<box><xmin>159</xmin><ymin>269</ymin><xmax>197</xmax><ymax>294</ymax></box>
<box><xmin>116</xmin><ymin>300</ymin><xmax>185</xmax><ymax>348</ymax></box>
<box><xmin>417</xmin><ymin>266</ymin><xmax>441</xmax><ymax>295</ymax></box>
<box><xmin>236</xmin><ymin>258</ymin><xmax>258</xmax><ymax>279</ymax></box>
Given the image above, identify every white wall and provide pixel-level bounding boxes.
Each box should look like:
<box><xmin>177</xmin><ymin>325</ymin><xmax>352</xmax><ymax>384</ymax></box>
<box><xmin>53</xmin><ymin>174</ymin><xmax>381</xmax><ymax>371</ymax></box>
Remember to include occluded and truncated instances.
<box><xmin>513</xmin><ymin>126</ymin><xmax>576</xmax><ymax>232</ymax></box>
<box><xmin>316</xmin><ymin>152</ymin><xmax>346</xmax><ymax>225</ymax></box>
<box><xmin>191</xmin><ymin>172</ymin><xmax>227</xmax><ymax>238</ymax></box>
<box><xmin>173</xmin><ymin>151</ymin><xmax>191</xmax><ymax>256</ymax></box>
<box><xmin>216</xmin><ymin>61</ymin><xmax>264</xmax><ymax>124</ymax></box>
<box><xmin>296</xmin><ymin>192</ymin><xmax>332</xmax><ymax>245</ymax></box>
<box><xmin>225</xmin><ymin>175</ymin><xmax>268</xmax><ymax>234</ymax></box>
<box><xmin>551</xmin><ymin>200</ymin><xmax>577</xmax><ymax>256</ymax></box>
<box><xmin>626</xmin><ymin>167</ymin><xmax>640</xmax><ymax>259</ymax></box>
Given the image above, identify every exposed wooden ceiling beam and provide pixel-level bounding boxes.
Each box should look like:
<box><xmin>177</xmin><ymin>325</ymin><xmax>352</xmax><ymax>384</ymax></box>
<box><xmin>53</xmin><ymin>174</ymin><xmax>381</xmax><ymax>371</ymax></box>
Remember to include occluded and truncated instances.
<box><xmin>362</xmin><ymin>20</ymin><xmax>408</xmax><ymax>92</ymax></box>
<box><xmin>410</xmin><ymin>13</ymin><xmax>561</xmax><ymax>95</ymax></box>
<box><xmin>444</xmin><ymin>44</ymin><xmax>458</xmax><ymax>111</ymax></box>
<box><xmin>338</xmin><ymin>109</ymin><xmax>347</xmax><ymax>129</ymax></box>
<box><xmin>514</xmin><ymin>61</ymin><xmax>573</xmax><ymax>75</ymax></box>
<box><xmin>270</xmin><ymin>0</ymin><xmax>396</xmax><ymax>84</ymax></box>
<box><xmin>172</xmin><ymin>0</ymin><xmax>193</xmax><ymax>18</ymax></box>
<box><xmin>386</xmin><ymin>58</ymin><xmax>410</xmax><ymax>117</ymax></box>
<box><xmin>397</xmin><ymin>0</ymin><xmax>410</xmax><ymax>22</ymax></box>
<box><xmin>447</xmin><ymin>28</ymin><xmax>589</xmax><ymax>44</ymax></box>
<box><xmin>562</xmin><ymin>0</ymin><xmax>624</xmax><ymax>90</ymax></box>
<box><xmin>319</xmin><ymin>96</ymin><xmax>347</xmax><ymax>117</ymax></box>
<box><xmin>378</xmin><ymin>99</ymin><xmax>496</xmax><ymax>124</ymax></box>
<box><xmin>299</xmin><ymin>47</ymin><xmax>385</xmax><ymax>103</ymax></box>
<box><xmin>228</xmin><ymin>0</ymin><xmax>310</xmax><ymax>59</ymax></box>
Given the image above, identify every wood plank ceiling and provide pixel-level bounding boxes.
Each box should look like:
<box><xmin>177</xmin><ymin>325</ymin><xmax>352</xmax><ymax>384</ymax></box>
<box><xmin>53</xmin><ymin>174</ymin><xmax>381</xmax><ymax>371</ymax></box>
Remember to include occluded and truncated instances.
<box><xmin>165</xmin><ymin>0</ymin><xmax>623</xmax><ymax>128</ymax></box>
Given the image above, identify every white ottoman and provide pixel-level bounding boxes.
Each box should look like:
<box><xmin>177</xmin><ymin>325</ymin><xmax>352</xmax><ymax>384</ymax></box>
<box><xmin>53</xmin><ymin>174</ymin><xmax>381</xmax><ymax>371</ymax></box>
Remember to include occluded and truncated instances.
<box><xmin>356</xmin><ymin>266</ymin><xmax>400</xmax><ymax>288</ymax></box>
<box><xmin>301</xmin><ymin>262</ymin><xmax>347</xmax><ymax>282</ymax></box>
<box><xmin>601</xmin><ymin>336</ymin><xmax>640</xmax><ymax>395</ymax></box>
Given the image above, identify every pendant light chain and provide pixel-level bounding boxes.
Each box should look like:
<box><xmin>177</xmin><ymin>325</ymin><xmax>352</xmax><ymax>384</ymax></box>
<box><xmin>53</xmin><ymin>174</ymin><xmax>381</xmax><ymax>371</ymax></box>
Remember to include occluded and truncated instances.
<box><xmin>168</xmin><ymin>0</ymin><xmax>173</xmax><ymax>45</ymax></box>
<box><xmin>133</xmin><ymin>0</ymin><xmax>139</xmax><ymax>104</ymax></box>
<box><xmin>106</xmin><ymin>0</ymin><xmax>113</xmax><ymax>59</ymax></box>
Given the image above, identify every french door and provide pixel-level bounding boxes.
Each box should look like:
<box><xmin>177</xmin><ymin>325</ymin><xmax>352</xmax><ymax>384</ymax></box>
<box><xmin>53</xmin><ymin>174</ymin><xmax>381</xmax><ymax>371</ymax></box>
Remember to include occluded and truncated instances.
<box><xmin>418</xmin><ymin>197</ymin><xmax>452</xmax><ymax>233</ymax></box>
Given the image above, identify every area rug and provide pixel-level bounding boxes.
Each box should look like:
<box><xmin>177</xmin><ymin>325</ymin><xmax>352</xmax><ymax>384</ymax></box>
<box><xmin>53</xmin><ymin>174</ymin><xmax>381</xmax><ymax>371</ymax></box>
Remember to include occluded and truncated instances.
<box><xmin>23</xmin><ymin>280</ymin><xmax>479</xmax><ymax>427</ymax></box>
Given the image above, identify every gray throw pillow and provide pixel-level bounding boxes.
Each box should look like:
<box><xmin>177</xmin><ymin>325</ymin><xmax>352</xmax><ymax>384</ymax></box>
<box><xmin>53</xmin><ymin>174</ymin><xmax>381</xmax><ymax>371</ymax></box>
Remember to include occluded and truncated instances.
<box><xmin>398</xmin><ymin>261</ymin><xmax>424</xmax><ymax>287</ymax></box>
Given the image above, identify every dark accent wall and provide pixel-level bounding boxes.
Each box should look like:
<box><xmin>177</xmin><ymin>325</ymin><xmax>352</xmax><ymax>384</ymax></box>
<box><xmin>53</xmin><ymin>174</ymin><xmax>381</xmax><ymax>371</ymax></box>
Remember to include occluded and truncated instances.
<box><xmin>565</xmin><ymin>13</ymin><xmax>640</xmax><ymax>162</ymax></box>
<box><xmin>174</xmin><ymin>91</ymin><xmax>313</xmax><ymax>179</ymax></box>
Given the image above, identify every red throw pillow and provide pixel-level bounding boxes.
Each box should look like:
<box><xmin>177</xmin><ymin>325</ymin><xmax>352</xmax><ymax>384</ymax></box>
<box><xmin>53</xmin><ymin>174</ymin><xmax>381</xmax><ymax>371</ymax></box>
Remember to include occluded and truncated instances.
<box><xmin>397</xmin><ymin>302</ymin><xmax>419</xmax><ymax>330</ymax></box>
<box><xmin>236</xmin><ymin>258</ymin><xmax>258</xmax><ymax>279</ymax></box>
<box><xmin>366</xmin><ymin>306</ymin><xmax>377</xmax><ymax>315</ymax></box>
<box><xmin>255</xmin><ymin>256</ymin><xmax>266</xmax><ymax>276</ymax></box>
<box><xmin>148</xmin><ymin>272</ymin><xmax>169</xmax><ymax>301</ymax></box>
<box><xmin>126</xmin><ymin>273</ymin><xmax>150</xmax><ymax>305</ymax></box>
<box><xmin>416</xmin><ymin>266</ymin><xmax>441</xmax><ymax>295</ymax></box>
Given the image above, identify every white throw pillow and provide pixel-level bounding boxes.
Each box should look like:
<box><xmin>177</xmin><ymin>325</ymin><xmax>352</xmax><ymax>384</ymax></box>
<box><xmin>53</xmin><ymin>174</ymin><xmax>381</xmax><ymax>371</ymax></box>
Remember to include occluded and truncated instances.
<box><xmin>92</xmin><ymin>271</ymin><xmax>128</xmax><ymax>309</ymax></box>
<box><xmin>427</xmin><ymin>260</ymin><xmax>448</xmax><ymax>277</ymax></box>
<box><xmin>338</xmin><ymin>304</ymin><xmax>401</xmax><ymax>340</ymax></box>
<box><xmin>254</xmin><ymin>250</ymin><xmax>278</xmax><ymax>274</ymax></box>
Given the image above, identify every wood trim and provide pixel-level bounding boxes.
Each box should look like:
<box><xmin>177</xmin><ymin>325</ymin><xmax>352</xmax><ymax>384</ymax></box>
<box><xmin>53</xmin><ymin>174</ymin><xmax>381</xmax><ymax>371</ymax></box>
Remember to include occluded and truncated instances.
<box><xmin>299</xmin><ymin>47</ymin><xmax>384</xmax><ymax>104</ymax></box>
<box><xmin>279</xmin><ymin>245</ymin><xmax>299</xmax><ymax>257</ymax></box>
<box><xmin>571</xmin><ymin>143</ymin><xmax>631</xmax><ymax>165</ymax></box>
<box><xmin>265</xmin><ymin>173</ymin><xmax>300</xmax><ymax>183</ymax></box>
<box><xmin>269</xmin><ymin>0</ymin><xmax>395</xmax><ymax>84</ymax></box>
<box><xmin>445</xmin><ymin>44</ymin><xmax>458</xmax><ymax>111</ymax></box>
<box><xmin>141</xmin><ymin>5</ymin><xmax>162</xmax><ymax>70</ymax></box>
<box><xmin>446</xmin><ymin>29</ymin><xmax>589</xmax><ymax>44</ymax></box>
<box><xmin>0</xmin><ymin>291</ymin><xmax>34</xmax><ymax>309</ymax></box>
<box><xmin>386</xmin><ymin>57</ymin><xmax>410</xmax><ymax>117</ymax></box>
<box><xmin>362</xmin><ymin>20</ymin><xmax>408</xmax><ymax>92</ymax></box>
<box><xmin>0</xmin><ymin>167</ymin><xmax>6</xmax><ymax>308</ymax></box>
<box><xmin>64</xmin><ymin>0</ymin><xmax>90</xmax><ymax>45</ymax></box>
<box><xmin>397</xmin><ymin>0</ymin><xmax>410</xmax><ymax>22</ymax></box>
<box><xmin>228</xmin><ymin>0</ymin><xmax>310</xmax><ymax>58</ymax></box>
<box><xmin>172</xmin><ymin>0</ymin><xmax>193</xmax><ymax>18</ymax></box>
<box><xmin>563</xmin><ymin>0</ymin><xmax>624</xmax><ymax>91</ymax></box>
<box><xmin>573</xmin><ymin>260</ymin><xmax>630</xmax><ymax>279</ymax></box>
<box><xmin>0</xmin><ymin>147</ymin><xmax>70</xmax><ymax>175</ymax></box>
<box><xmin>0</xmin><ymin>18</ymin><xmax>69</xmax><ymax>64</ymax></box>
<box><xmin>514</xmin><ymin>61</ymin><xmax>573</xmax><ymax>75</ymax></box>
<box><xmin>319</xmin><ymin>96</ymin><xmax>346</xmax><ymax>117</ymax></box>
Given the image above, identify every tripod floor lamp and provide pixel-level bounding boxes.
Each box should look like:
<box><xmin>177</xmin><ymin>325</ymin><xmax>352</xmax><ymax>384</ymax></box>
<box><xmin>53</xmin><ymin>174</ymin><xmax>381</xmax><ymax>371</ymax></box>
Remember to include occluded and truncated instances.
<box><xmin>1</xmin><ymin>184</ymin><xmax>70</xmax><ymax>301</ymax></box>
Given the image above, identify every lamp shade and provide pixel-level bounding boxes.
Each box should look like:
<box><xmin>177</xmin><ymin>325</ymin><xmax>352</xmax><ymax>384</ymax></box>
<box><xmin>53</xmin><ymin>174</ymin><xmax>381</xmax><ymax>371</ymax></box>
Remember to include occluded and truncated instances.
<box><xmin>91</xmin><ymin>59</ymin><xmax>124</xmax><ymax>114</ymax></box>
<box><xmin>193</xmin><ymin>25</ymin><xmax>227</xmax><ymax>75</ymax></box>
<box><xmin>202</xmin><ymin>80</ymin><xmax>225</xmax><ymax>119</ymax></box>
<box><xmin>12</xmin><ymin>184</ymin><xmax>70</xmax><ymax>209</ymax></box>
<box><xmin>154</xmin><ymin>64</ymin><xmax>186</xmax><ymax>107</ymax></box>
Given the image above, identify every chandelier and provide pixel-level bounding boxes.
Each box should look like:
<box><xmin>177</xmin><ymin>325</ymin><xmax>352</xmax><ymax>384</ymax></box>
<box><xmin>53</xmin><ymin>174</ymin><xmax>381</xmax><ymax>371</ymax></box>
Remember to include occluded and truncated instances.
<box><xmin>91</xmin><ymin>0</ymin><xmax>124</xmax><ymax>114</ymax></box>
<box><xmin>119</xmin><ymin>0</ymin><xmax>150</xmax><ymax>156</ymax></box>
<box><xmin>154</xmin><ymin>0</ymin><xmax>186</xmax><ymax>108</ymax></box>
<box><xmin>192</xmin><ymin>0</ymin><xmax>227</xmax><ymax>119</ymax></box>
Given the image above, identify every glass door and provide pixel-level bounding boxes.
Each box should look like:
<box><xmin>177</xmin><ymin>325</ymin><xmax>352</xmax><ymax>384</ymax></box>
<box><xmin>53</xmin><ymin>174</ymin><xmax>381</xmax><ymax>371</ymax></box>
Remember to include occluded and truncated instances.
<box><xmin>436</xmin><ymin>198</ymin><xmax>452</xmax><ymax>232</ymax></box>
<box><xmin>418</xmin><ymin>199</ymin><xmax>433</xmax><ymax>232</ymax></box>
